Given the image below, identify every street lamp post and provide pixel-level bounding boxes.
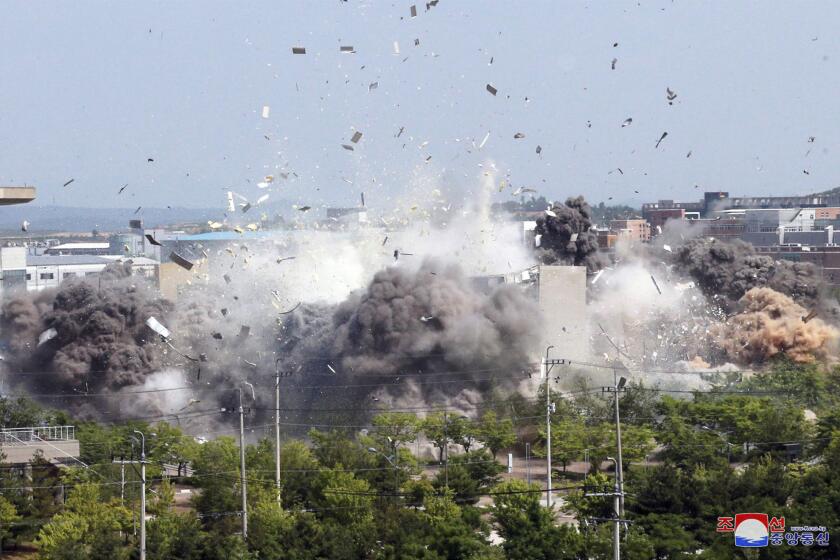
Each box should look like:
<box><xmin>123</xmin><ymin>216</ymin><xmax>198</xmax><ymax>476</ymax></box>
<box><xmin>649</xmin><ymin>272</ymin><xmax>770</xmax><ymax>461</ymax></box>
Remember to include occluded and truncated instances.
<box><xmin>133</xmin><ymin>430</ymin><xmax>146</xmax><ymax>560</ymax></box>
<box><xmin>368</xmin><ymin>447</ymin><xmax>398</xmax><ymax>503</ymax></box>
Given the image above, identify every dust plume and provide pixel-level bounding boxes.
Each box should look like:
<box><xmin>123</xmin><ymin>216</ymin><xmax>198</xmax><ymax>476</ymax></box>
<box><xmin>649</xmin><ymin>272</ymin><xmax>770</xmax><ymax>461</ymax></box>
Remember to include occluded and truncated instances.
<box><xmin>712</xmin><ymin>287</ymin><xmax>838</xmax><ymax>365</ymax></box>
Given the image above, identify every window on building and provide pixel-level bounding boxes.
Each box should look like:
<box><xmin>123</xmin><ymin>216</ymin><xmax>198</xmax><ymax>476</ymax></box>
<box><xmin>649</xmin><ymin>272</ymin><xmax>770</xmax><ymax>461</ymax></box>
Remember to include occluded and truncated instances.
<box><xmin>39</xmin><ymin>272</ymin><xmax>54</xmax><ymax>280</ymax></box>
<box><xmin>63</xmin><ymin>272</ymin><xmax>76</xmax><ymax>279</ymax></box>
<box><xmin>26</xmin><ymin>273</ymin><xmax>31</xmax><ymax>280</ymax></box>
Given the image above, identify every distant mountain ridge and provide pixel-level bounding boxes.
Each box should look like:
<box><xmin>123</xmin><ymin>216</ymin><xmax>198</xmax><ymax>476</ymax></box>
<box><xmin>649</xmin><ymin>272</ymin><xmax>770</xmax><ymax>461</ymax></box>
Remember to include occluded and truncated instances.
<box><xmin>0</xmin><ymin>201</ymin><xmax>295</xmax><ymax>233</ymax></box>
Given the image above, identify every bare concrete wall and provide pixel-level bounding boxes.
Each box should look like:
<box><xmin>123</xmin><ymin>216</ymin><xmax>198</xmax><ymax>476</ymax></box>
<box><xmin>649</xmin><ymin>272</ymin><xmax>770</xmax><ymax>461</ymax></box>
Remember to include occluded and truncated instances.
<box><xmin>538</xmin><ymin>265</ymin><xmax>589</xmax><ymax>363</ymax></box>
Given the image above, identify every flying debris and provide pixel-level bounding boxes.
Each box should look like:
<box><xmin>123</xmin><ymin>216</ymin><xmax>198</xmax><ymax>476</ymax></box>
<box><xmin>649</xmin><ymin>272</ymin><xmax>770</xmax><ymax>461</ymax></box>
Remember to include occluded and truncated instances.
<box><xmin>666</xmin><ymin>87</ymin><xmax>677</xmax><ymax>103</ymax></box>
<box><xmin>621</xmin><ymin>118</ymin><xmax>632</xmax><ymax>127</ymax></box>
<box><xmin>351</xmin><ymin>131</ymin><xmax>363</xmax><ymax>143</ymax></box>
<box><xmin>655</xmin><ymin>131</ymin><xmax>668</xmax><ymax>148</ymax></box>
<box><xmin>479</xmin><ymin>132</ymin><xmax>490</xmax><ymax>149</ymax></box>
<box><xmin>686</xmin><ymin>150</ymin><xmax>692</xmax><ymax>158</ymax></box>
<box><xmin>279</xmin><ymin>302</ymin><xmax>302</xmax><ymax>315</ymax></box>
<box><xmin>650</xmin><ymin>275</ymin><xmax>662</xmax><ymax>295</ymax></box>
<box><xmin>169</xmin><ymin>252</ymin><xmax>194</xmax><ymax>271</ymax></box>
<box><xmin>396</xmin><ymin>126</ymin><xmax>405</xmax><ymax>138</ymax></box>
<box><xmin>342</xmin><ymin>144</ymin><xmax>355</xmax><ymax>151</ymax></box>
<box><xmin>261</xmin><ymin>106</ymin><xmax>270</xmax><ymax>119</ymax></box>
<box><xmin>63</xmin><ymin>179</ymin><xmax>74</xmax><ymax>187</ymax></box>
<box><xmin>513</xmin><ymin>132</ymin><xmax>525</xmax><ymax>139</ymax></box>
<box><xmin>118</xmin><ymin>184</ymin><xmax>128</xmax><ymax>194</ymax></box>
<box><xmin>611</xmin><ymin>58</ymin><xmax>617</xmax><ymax>70</ymax></box>
<box><xmin>591</xmin><ymin>270</ymin><xmax>604</xmax><ymax>285</ymax></box>
<box><xmin>38</xmin><ymin>328</ymin><xmax>58</xmax><ymax>347</ymax></box>
<box><xmin>410</xmin><ymin>4</ymin><xmax>417</xmax><ymax>17</ymax></box>
<box><xmin>486</xmin><ymin>83</ymin><xmax>498</xmax><ymax>96</ymax></box>
<box><xmin>292</xmin><ymin>46</ymin><xmax>306</xmax><ymax>54</ymax></box>
<box><xmin>512</xmin><ymin>186</ymin><xmax>537</xmax><ymax>196</ymax></box>
<box><xmin>327</xmin><ymin>364</ymin><xmax>337</xmax><ymax>374</ymax></box>
<box><xmin>134</xmin><ymin>207</ymin><xmax>142</xmax><ymax>214</ymax></box>
<box><xmin>144</xmin><ymin>234</ymin><xmax>162</xmax><ymax>246</ymax></box>
<box><xmin>145</xmin><ymin>317</ymin><xmax>171</xmax><ymax>339</ymax></box>
<box><xmin>21</xmin><ymin>220</ymin><xmax>29</xmax><ymax>232</ymax></box>
<box><xmin>393</xmin><ymin>41</ymin><xmax>400</xmax><ymax>55</ymax></box>
<box><xmin>803</xmin><ymin>309</ymin><xmax>819</xmax><ymax>323</ymax></box>
<box><xmin>297</xmin><ymin>206</ymin><xmax>312</xmax><ymax>212</ymax></box>
<box><xmin>369</xmin><ymin>82</ymin><xmax>378</xmax><ymax>91</ymax></box>
<box><xmin>340</xmin><ymin>46</ymin><xmax>355</xmax><ymax>53</ymax></box>
<box><xmin>536</xmin><ymin>145</ymin><xmax>542</xmax><ymax>155</ymax></box>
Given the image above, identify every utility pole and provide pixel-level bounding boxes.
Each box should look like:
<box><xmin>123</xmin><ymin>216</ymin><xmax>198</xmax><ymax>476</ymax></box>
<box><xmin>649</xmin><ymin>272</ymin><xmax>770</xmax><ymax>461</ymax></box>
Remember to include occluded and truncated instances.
<box><xmin>238</xmin><ymin>387</ymin><xmax>248</xmax><ymax>540</ymax></box>
<box><xmin>443</xmin><ymin>410</ymin><xmax>449</xmax><ymax>489</ymax></box>
<box><xmin>602</xmin><ymin>373</ymin><xmax>627</xmax><ymax>521</ymax></box>
<box><xmin>608</xmin><ymin>457</ymin><xmax>620</xmax><ymax>560</ymax></box>
<box><xmin>274</xmin><ymin>365</ymin><xmax>292</xmax><ymax>507</ymax></box>
<box><xmin>543</xmin><ymin>346</ymin><xmax>565</xmax><ymax>508</ymax></box>
<box><xmin>583</xmin><ymin>457</ymin><xmax>623</xmax><ymax>560</ymax></box>
<box><xmin>134</xmin><ymin>431</ymin><xmax>147</xmax><ymax>560</ymax></box>
<box><xmin>114</xmin><ymin>436</ymin><xmax>146</xmax><ymax>560</ymax></box>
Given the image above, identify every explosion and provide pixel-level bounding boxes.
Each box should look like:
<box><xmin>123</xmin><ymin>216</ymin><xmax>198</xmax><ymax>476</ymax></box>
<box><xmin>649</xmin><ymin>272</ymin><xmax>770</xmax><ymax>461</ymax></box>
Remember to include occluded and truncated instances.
<box><xmin>534</xmin><ymin>196</ymin><xmax>606</xmax><ymax>271</ymax></box>
<box><xmin>713</xmin><ymin>287</ymin><xmax>838</xmax><ymax>365</ymax></box>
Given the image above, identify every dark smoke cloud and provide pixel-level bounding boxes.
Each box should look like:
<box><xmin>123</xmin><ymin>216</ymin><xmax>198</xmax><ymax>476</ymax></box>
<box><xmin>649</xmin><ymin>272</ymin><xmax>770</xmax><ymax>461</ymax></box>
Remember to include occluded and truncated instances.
<box><xmin>1</xmin><ymin>269</ymin><xmax>172</xmax><ymax>392</ymax></box>
<box><xmin>0</xmin><ymin>255</ymin><xmax>541</xmax><ymax>427</ymax></box>
<box><xmin>278</xmin><ymin>258</ymin><xmax>541</xmax><ymax>406</ymax></box>
<box><xmin>534</xmin><ymin>196</ymin><xmax>606</xmax><ymax>271</ymax></box>
<box><xmin>670</xmin><ymin>238</ymin><xmax>822</xmax><ymax>312</ymax></box>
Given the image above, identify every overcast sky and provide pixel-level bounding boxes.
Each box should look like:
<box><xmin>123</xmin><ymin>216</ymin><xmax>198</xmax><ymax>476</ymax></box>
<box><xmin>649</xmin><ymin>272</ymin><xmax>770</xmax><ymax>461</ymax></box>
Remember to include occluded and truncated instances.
<box><xmin>1</xmin><ymin>1</ymin><xmax>839</xmax><ymax>210</ymax></box>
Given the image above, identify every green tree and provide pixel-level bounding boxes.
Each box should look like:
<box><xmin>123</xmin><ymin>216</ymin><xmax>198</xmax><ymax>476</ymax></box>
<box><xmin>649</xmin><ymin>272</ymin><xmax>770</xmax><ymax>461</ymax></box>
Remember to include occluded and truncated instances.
<box><xmin>477</xmin><ymin>411</ymin><xmax>516</xmax><ymax>459</ymax></box>
<box><xmin>35</xmin><ymin>483</ymin><xmax>132</xmax><ymax>560</ymax></box>
<box><xmin>0</xmin><ymin>495</ymin><xmax>20</xmax><ymax>554</ymax></box>
<box><xmin>491</xmin><ymin>479</ymin><xmax>583</xmax><ymax>560</ymax></box>
<box><xmin>147</xmin><ymin>511</ymin><xmax>206</xmax><ymax>560</ymax></box>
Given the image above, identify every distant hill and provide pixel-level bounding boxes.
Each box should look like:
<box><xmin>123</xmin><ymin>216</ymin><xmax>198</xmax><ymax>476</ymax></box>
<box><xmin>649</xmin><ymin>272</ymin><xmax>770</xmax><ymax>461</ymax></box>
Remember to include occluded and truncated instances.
<box><xmin>810</xmin><ymin>186</ymin><xmax>840</xmax><ymax>197</ymax></box>
<box><xmin>1</xmin><ymin>201</ymin><xmax>297</xmax><ymax>233</ymax></box>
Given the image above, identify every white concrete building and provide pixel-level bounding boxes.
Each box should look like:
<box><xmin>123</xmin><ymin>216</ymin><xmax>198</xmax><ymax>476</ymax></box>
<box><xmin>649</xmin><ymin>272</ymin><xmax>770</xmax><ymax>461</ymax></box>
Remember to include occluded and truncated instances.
<box><xmin>25</xmin><ymin>254</ymin><xmax>158</xmax><ymax>291</ymax></box>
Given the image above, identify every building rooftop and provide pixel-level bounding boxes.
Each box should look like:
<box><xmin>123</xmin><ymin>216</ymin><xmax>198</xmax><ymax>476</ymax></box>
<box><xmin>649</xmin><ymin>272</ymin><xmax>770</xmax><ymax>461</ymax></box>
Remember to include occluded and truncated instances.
<box><xmin>48</xmin><ymin>242</ymin><xmax>110</xmax><ymax>251</ymax></box>
<box><xmin>28</xmin><ymin>255</ymin><xmax>112</xmax><ymax>266</ymax></box>
<box><xmin>0</xmin><ymin>186</ymin><xmax>36</xmax><ymax>205</ymax></box>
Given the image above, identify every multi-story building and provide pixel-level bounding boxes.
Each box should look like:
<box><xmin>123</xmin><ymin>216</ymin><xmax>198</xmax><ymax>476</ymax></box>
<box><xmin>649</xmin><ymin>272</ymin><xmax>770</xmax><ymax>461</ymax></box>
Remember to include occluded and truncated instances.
<box><xmin>609</xmin><ymin>219</ymin><xmax>651</xmax><ymax>242</ymax></box>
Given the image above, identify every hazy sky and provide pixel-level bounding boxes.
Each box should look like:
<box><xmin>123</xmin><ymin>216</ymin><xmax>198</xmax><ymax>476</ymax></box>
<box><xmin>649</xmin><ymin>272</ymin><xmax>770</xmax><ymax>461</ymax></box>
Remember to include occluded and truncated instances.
<box><xmin>1</xmin><ymin>1</ymin><xmax>839</xmax><ymax>210</ymax></box>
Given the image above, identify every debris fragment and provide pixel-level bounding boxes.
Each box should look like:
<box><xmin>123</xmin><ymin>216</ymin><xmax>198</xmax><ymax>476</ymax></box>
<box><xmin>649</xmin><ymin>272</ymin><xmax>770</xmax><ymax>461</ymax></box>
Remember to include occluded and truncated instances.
<box><xmin>145</xmin><ymin>317</ymin><xmax>171</xmax><ymax>339</ymax></box>
<box><xmin>369</xmin><ymin>82</ymin><xmax>378</xmax><ymax>91</ymax></box>
<box><xmin>591</xmin><ymin>270</ymin><xmax>604</xmax><ymax>285</ymax></box>
<box><xmin>803</xmin><ymin>309</ymin><xmax>818</xmax><ymax>323</ymax></box>
<box><xmin>279</xmin><ymin>302</ymin><xmax>301</xmax><ymax>315</ymax></box>
<box><xmin>410</xmin><ymin>4</ymin><xmax>417</xmax><ymax>17</ymax></box>
<box><xmin>393</xmin><ymin>41</ymin><xmax>400</xmax><ymax>55</ymax></box>
<box><xmin>297</xmin><ymin>206</ymin><xmax>311</xmax><ymax>212</ymax></box>
<box><xmin>479</xmin><ymin>132</ymin><xmax>490</xmax><ymax>149</ymax></box>
<box><xmin>118</xmin><ymin>184</ymin><xmax>128</xmax><ymax>194</ymax></box>
<box><xmin>38</xmin><ymin>328</ymin><xmax>58</xmax><ymax>347</ymax></box>
<box><xmin>663</xmin><ymin>244</ymin><xmax>672</xmax><ymax>252</ymax></box>
<box><xmin>486</xmin><ymin>84</ymin><xmax>498</xmax><ymax>96</ymax></box>
<box><xmin>211</xmin><ymin>332</ymin><xmax>223</xmax><ymax>340</ymax></box>
<box><xmin>261</xmin><ymin>106</ymin><xmax>270</xmax><ymax>119</ymax></box>
<box><xmin>513</xmin><ymin>132</ymin><xmax>525</xmax><ymax>139</ymax></box>
<box><xmin>666</xmin><ymin>87</ymin><xmax>677</xmax><ymax>103</ymax></box>
<box><xmin>292</xmin><ymin>47</ymin><xmax>306</xmax><ymax>54</ymax></box>
<box><xmin>145</xmin><ymin>234</ymin><xmax>162</xmax><ymax>246</ymax></box>
<box><xmin>327</xmin><ymin>364</ymin><xmax>337</xmax><ymax>374</ymax></box>
<box><xmin>169</xmin><ymin>252</ymin><xmax>194</xmax><ymax>271</ymax></box>
<box><xmin>621</xmin><ymin>118</ymin><xmax>632</xmax><ymax>127</ymax></box>
<box><xmin>655</xmin><ymin>131</ymin><xmax>668</xmax><ymax>148</ymax></box>
<box><xmin>611</xmin><ymin>58</ymin><xmax>617</xmax><ymax>70</ymax></box>
<box><xmin>341</xmin><ymin>144</ymin><xmax>355</xmax><ymax>151</ymax></box>
<box><xmin>351</xmin><ymin>131</ymin><xmax>363</xmax><ymax>143</ymax></box>
<box><xmin>340</xmin><ymin>46</ymin><xmax>355</xmax><ymax>53</ymax></box>
<box><xmin>63</xmin><ymin>179</ymin><xmax>74</xmax><ymax>187</ymax></box>
<box><xmin>536</xmin><ymin>145</ymin><xmax>542</xmax><ymax>155</ymax></box>
<box><xmin>21</xmin><ymin>220</ymin><xmax>29</xmax><ymax>232</ymax></box>
<box><xmin>223</xmin><ymin>274</ymin><xmax>231</xmax><ymax>284</ymax></box>
<box><xmin>650</xmin><ymin>275</ymin><xmax>662</xmax><ymax>295</ymax></box>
